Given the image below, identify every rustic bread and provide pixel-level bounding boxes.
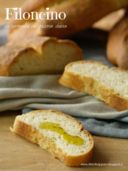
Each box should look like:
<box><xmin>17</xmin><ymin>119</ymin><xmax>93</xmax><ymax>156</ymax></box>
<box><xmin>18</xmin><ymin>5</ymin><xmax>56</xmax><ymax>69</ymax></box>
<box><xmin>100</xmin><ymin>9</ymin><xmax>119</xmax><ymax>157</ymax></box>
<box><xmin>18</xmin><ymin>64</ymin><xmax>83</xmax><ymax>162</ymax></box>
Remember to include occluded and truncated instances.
<box><xmin>9</xmin><ymin>0</ymin><xmax>128</xmax><ymax>38</ymax></box>
<box><xmin>94</xmin><ymin>9</ymin><xmax>125</xmax><ymax>31</ymax></box>
<box><xmin>59</xmin><ymin>60</ymin><xmax>128</xmax><ymax>111</ymax></box>
<box><xmin>11</xmin><ymin>109</ymin><xmax>94</xmax><ymax>167</ymax></box>
<box><xmin>107</xmin><ymin>11</ymin><xmax>128</xmax><ymax>69</ymax></box>
<box><xmin>0</xmin><ymin>36</ymin><xmax>83</xmax><ymax>76</ymax></box>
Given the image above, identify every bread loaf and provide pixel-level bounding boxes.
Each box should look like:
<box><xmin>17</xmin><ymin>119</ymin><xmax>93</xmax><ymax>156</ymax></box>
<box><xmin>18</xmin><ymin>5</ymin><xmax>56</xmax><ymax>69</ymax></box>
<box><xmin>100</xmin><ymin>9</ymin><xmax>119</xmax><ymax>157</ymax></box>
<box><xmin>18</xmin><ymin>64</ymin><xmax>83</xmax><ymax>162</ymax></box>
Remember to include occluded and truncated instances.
<box><xmin>94</xmin><ymin>9</ymin><xmax>125</xmax><ymax>31</ymax></box>
<box><xmin>9</xmin><ymin>0</ymin><xmax>128</xmax><ymax>38</ymax></box>
<box><xmin>59</xmin><ymin>60</ymin><xmax>128</xmax><ymax>111</ymax></box>
<box><xmin>107</xmin><ymin>12</ymin><xmax>128</xmax><ymax>69</ymax></box>
<box><xmin>11</xmin><ymin>109</ymin><xmax>94</xmax><ymax>167</ymax></box>
<box><xmin>0</xmin><ymin>36</ymin><xmax>83</xmax><ymax>76</ymax></box>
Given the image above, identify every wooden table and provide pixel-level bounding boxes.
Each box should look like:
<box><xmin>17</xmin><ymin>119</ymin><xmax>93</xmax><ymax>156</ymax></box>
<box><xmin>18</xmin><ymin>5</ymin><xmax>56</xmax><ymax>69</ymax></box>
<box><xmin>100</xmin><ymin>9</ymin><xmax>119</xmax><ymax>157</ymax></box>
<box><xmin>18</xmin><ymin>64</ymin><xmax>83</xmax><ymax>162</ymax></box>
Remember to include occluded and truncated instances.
<box><xmin>0</xmin><ymin>111</ymin><xmax>128</xmax><ymax>171</ymax></box>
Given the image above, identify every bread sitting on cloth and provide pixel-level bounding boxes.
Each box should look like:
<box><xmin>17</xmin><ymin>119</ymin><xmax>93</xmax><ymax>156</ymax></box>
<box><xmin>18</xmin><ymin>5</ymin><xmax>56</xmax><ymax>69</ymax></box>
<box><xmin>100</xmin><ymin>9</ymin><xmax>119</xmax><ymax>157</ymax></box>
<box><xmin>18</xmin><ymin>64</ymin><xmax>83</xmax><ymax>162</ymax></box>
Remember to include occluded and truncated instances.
<box><xmin>0</xmin><ymin>36</ymin><xmax>83</xmax><ymax>76</ymax></box>
<box><xmin>59</xmin><ymin>60</ymin><xmax>128</xmax><ymax>111</ymax></box>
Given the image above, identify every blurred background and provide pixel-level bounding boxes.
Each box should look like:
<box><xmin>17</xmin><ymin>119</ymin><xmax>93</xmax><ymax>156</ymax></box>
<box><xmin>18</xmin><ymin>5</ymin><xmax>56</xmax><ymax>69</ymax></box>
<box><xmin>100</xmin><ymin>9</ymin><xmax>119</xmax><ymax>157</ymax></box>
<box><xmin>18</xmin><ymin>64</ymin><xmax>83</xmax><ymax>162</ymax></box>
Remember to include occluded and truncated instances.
<box><xmin>0</xmin><ymin>0</ymin><xmax>25</xmax><ymax>23</ymax></box>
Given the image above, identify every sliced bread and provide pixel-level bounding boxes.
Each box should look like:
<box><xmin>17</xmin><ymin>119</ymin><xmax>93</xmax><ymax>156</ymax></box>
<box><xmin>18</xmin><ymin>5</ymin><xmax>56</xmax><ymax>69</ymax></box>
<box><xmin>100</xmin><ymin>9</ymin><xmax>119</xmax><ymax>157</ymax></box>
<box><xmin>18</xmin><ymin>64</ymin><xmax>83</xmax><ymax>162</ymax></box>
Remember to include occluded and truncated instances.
<box><xmin>0</xmin><ymin>36</ymin><xmax>83</xmax><ymax>76</ymax></box>
<box><xmin>11</xmin><ymin>109</ymin><xmax>94</xmax><ymax>167</ymax></box>
<box><xmin>59</xmin><ymin>60</ymin><xmax>128</xmax><ymax>111</ymax></box>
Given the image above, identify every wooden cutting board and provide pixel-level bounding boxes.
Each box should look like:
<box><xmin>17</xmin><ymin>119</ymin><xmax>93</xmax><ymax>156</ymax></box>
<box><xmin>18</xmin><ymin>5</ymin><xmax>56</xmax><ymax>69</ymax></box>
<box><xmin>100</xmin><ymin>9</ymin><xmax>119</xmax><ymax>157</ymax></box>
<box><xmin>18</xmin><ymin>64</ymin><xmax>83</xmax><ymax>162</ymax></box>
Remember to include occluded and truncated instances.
<box><xmin>0</xmin><ymin>111</ymin><xmax>128</xmax><ymax>171</ymax></box>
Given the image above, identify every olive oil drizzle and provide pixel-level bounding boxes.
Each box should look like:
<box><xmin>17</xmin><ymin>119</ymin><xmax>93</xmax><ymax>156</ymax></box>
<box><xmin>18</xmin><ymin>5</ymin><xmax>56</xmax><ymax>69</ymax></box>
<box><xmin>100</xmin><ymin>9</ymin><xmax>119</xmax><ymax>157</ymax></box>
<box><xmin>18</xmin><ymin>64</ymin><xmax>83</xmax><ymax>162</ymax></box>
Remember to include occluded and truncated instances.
<box><xmin>39</xmin><ymin>122</ymin><xmax>84</xmax><ymax>146</ymax></box>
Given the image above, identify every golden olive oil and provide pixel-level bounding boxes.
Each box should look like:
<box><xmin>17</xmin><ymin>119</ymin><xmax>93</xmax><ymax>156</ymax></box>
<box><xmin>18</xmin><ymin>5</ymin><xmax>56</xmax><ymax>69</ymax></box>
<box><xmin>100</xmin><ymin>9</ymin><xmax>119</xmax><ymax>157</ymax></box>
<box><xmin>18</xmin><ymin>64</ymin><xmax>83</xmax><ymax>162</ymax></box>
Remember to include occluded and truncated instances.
<box><xmin>39</xmin><ymin>122</ymin><xmax>84</xmax><ymax>146</ymax></box>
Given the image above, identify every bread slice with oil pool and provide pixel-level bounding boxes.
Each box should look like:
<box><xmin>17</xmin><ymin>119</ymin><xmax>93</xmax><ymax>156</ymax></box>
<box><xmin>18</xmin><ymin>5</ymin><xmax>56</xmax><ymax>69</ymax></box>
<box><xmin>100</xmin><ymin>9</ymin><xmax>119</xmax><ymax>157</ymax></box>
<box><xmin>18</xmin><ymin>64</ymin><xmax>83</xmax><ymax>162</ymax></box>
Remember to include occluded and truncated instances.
<box><xmin>59</xmin><ymin>60</ymin><xmax>128</xmax><ymax>111</ymax></box>
<box><xmin>11</xmin><ymin>109</ymin><xmax>94</xmax><ymax>167</ymax></box>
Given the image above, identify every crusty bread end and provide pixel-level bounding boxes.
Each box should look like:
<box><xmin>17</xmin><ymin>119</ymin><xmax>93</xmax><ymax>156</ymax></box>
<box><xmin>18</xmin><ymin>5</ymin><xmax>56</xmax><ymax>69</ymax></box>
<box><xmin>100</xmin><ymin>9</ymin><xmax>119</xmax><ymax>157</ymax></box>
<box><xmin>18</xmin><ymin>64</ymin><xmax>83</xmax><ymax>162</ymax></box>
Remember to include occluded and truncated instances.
<box><xmin>0</xmin><ymin>36</ymin><xmax>83</xmax><ymax>76</ymax></box>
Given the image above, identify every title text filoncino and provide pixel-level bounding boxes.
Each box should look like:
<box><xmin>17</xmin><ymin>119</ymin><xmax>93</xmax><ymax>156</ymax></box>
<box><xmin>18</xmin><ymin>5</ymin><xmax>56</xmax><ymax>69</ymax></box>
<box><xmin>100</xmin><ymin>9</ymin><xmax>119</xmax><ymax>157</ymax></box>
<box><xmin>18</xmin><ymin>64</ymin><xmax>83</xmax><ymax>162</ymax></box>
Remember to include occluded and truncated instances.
<box><xmin>5</xmin><ymin>8</ymin><xmax>67</xmax><ymax>21</ymax></box>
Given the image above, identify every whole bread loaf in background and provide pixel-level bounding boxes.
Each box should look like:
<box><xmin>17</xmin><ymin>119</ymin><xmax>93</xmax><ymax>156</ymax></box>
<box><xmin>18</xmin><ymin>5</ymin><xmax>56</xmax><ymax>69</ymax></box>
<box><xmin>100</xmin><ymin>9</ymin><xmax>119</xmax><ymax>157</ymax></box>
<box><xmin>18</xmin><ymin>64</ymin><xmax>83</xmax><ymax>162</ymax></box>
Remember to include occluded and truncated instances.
<box><xmin>11</xmin><ymin>109</ymin><xmax>94</xmax><ymax>167</ymax></box>
<box><xmin>0</xmin><ymin>36</ymin><xmax>83</xmax><ymax>76</ymax></box>
<box><xmin>94</xmin><ymin>9</ymin><xmax>125</xmax><ymax>31</ymax></box>
<box><xmin>107</xmin><ymin>11</ymin><xmax>128</xmax><ymax>69</ymax></box>
<box><xmin>9</xmin><ymin>0</ymin><xmax>128</xmax><ymax>38</ymax></box>
<box><xmin>59</xmin><ymin>60</ymin><xmax>128</xmax><ymax>111</ymax></box>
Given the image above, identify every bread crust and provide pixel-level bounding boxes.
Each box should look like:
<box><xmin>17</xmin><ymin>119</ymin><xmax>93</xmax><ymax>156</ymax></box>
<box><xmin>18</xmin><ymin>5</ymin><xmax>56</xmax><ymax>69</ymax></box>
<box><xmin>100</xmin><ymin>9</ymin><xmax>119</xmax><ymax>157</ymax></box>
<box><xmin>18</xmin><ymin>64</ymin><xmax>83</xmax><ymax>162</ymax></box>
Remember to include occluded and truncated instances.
<box><xmin>107</xmin><ymin>12</ymin><xmax>128</xmax><ymax>69</ymax></box>
<box><xmin>0</xmin><ymin>36</ymin><xmax>83</xmax><ymax>76</ymax></box>
<box><xmin>59</xmin><ymin>61</ymin><xmax>128</xmax><ymax>111</ymax></box>
<box><xmin>9</xmin><ymin>0</ymin><xmax>128</xmax><ymax>38</ymax></box>
<box><xmin>93</xmin><ymin>9</ymin><xmax>125</xmax><ymax>31</ymax></box>
<box><xmin>11</xmin><ymin>109</ymin><xmax>94</xmax><ymax>167</ymax></box>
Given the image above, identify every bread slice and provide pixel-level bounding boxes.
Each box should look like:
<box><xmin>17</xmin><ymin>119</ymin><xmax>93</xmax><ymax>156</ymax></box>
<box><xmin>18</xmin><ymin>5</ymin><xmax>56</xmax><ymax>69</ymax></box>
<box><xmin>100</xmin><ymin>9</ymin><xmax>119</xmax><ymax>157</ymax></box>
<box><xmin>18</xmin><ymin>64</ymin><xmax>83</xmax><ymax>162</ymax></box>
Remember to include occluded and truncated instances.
<box><xmin>59</xmin><ymin>60</ymin><xmax>128</xmax><ymax>111</ymax></box>
<box><xmin>11</xmin><ymin>109</ymin><xmax>94</xmax><ymax>167</ymax></box>
<box><xmin>0</xmin><ymin>36</ymin><xmax>83</xmax><ymax>76</ymax></box>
